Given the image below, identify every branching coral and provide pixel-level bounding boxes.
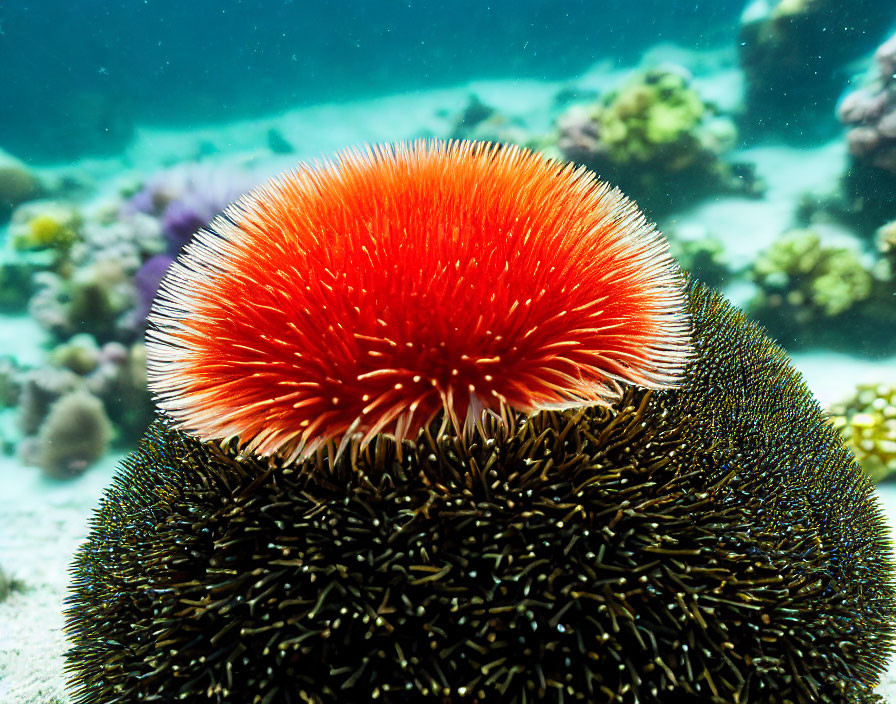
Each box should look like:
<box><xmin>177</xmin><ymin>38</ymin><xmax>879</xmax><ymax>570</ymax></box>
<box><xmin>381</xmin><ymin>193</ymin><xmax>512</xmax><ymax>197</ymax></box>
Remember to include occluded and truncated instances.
<box><xmin>745</xmin><ymin>228</ymin><xmax>896</xmax><ymax>350</ymax></box>
<box><xmin>830</xmin><ymin>384</ymin><xmax>896</xmax><ymax>483</ymax></box>
<box><xmin>747</xmin><ymin>227</ymin><xmax>896</xmax><ymax>353</ymax></box>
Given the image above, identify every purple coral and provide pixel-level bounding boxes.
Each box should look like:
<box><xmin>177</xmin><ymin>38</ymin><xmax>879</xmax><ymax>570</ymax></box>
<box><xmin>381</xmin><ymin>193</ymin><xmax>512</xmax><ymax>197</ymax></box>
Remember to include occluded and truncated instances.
<box><xmin>555</xmin><ymin>105</ymin><xmax>606</xmax><ymax>165</ymax></box>
<box><xmin>128</xmin><ymin>164</ymin><xmax>257</xmax><ymax>254</ymax></box>
<box><xmin>839</xmin><ymin>33</ymin><xmax>896</xmax><ymax>174</ymax></box>
<box><xmin>134</xmin><ymin>253</ymin><xmax>174</xmax><ymax>325</ymax></box>
<box><xmin>126</xmin><ymin>164</ymin><xmax>258</xmax><ymax>327</ymax></box>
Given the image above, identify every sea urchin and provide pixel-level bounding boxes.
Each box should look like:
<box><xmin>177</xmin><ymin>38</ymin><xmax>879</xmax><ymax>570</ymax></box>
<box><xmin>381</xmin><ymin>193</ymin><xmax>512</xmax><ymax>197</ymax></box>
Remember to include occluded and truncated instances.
<box><xmin>146</xmin><ymin>141</ymin><xmax>690</xmax><ymax>461</ymax></box>
<box><xmin>66</xmin><ymin>140</ymin><xmax>895</xmax><ymax>704</ymax></box>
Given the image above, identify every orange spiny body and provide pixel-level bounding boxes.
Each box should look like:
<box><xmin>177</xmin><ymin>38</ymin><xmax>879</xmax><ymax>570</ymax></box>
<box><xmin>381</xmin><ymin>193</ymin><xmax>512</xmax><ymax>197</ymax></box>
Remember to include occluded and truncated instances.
<box><xmin>146</xmin><ymin>140</ymin><xmax>690</xmax><ymax>461</ymax></box>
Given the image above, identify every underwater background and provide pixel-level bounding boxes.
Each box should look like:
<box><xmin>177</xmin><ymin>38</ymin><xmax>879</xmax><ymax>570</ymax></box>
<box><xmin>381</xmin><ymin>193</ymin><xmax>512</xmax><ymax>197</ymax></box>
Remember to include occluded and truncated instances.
<box><xmin>1</xmin><ymin>0</ymin><xmax>896</xmax><ymax>701</ymax></box>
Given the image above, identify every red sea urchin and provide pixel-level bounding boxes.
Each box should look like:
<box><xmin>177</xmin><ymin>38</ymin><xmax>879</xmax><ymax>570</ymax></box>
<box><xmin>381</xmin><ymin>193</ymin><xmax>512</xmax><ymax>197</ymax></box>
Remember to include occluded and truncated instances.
<box><xmin>146</xmin><ymin>141</ymin><xmax>690</xmax><ymax>460</ymax></box>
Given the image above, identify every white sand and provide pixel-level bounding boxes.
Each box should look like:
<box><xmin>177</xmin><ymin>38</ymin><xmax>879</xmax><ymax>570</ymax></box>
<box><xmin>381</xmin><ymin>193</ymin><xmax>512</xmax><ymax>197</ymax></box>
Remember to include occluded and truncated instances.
<box><xmin>0</xmin><ymin>452</ymin><xmax>121</xmax><ymax>704</ymax></box>
<box><xmin>664</xmin><ymin>139</ymin><xmax>850</xmax><ymax>264</ymax></box>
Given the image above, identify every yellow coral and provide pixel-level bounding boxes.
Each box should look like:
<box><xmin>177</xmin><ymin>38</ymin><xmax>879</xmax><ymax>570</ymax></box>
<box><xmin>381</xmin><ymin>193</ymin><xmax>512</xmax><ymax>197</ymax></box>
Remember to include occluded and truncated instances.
<box><xmin>29</xmin><ymin>214</ymin><xmax>74</xmax><ymax>248</ymax></box>
<box><xmin>11</xmin><ymin>201</ymin><xmax>80</xmax><ymax>253</ymax></box>
<box><xmin>751</xmin><ymin>229</ymin><xmax>872</xmax><ymax>317</ymax></box>
<box><xmin>829</xmin><ymin>384</ymin><xmax>896</xmax><ymax>482</ymax></box>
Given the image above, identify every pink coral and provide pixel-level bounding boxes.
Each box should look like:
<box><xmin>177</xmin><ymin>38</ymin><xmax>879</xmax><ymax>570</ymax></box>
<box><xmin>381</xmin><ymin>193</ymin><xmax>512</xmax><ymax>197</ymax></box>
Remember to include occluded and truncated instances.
<box><xmin>839</xmin><ymin>32</ymin><xmax>896</xmax><ymax>174</ymax></box>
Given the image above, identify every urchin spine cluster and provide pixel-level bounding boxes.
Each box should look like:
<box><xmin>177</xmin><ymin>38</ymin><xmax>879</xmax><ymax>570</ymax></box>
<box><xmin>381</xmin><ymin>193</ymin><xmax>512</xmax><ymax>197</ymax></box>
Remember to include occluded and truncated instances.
<box><xmin>146</xmin><ymin>140</ymin><xmax>691</xmax><ymax>462</ymax></box>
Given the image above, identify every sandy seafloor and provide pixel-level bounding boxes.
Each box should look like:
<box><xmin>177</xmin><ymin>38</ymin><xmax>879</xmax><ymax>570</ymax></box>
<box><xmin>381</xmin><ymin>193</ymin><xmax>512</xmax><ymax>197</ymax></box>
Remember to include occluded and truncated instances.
<box><xmin>3</xmin><ymin>66</ymin><xmax>896</xmax><ymax>702</ymax></box>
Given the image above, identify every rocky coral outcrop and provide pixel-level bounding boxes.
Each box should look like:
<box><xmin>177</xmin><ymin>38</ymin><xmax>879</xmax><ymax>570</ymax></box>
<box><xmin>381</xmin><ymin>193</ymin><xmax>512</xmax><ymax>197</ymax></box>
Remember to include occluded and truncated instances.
<box><xmin>550</xmin><ymin>68</ymin><xmax>759</xmax><ymax>214</ymax></box>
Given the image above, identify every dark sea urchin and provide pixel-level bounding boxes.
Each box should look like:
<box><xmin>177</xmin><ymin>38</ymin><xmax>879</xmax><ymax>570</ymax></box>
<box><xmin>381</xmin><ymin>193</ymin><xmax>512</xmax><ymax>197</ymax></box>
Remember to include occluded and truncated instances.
<box><xmin>65</xmin><ymin>141</ymin><xmax>895</xmax><ymax>704</ymax></box>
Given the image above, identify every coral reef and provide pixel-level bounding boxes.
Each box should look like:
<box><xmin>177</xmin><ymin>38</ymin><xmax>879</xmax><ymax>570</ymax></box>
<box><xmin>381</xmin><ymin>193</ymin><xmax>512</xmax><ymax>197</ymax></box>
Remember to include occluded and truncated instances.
<box><xmin>552</xmin><ymin>68</ymin><xmax>758</xmax><ymax>214</ymax></box>
<box><xmin>28</xmin><ymin>261</ymin><xmax>135</xmax><ymax>342</ymax></box>
<box><xmin>50</xmin><ymin>333</ymin><xmax>103</xmax><ymax>376</ymax></box>
<box><xmin>22</xmin><ymin>208</ymin><xmax>163</xmax><ymax>343</ymax></box>
<box><xmin>17</xmin><ymin>367</ymin><xmax>82</xmax><ymax>437</ymax></box>
<box><xmin>739</xmin><ymin>0</ymin><xmax>895</xmax><ymax>140</ymax></box>
<box><xmin>74</xmin><ymin>208</ymin><xmax>165</xmax><ymax>277</ymax></box>
<box><xmin>124</xmin><ymin>164</ymin><xmax>256</xmax><ymax>328</ymax></box>
<box><xmin>747</xmin><ymin>228</ymin><xmax>896</xmax><ymax>351</ymax></box>
<box><xmin>0</xmin><ymin>148</ymin><xmax>40</xmax><ymax>221</ymax></box>
<box><xmin>23</xmin><ymin>390</ymin><xmax>111</xmax><ymax>479</ymax></box>
<box><xmin>84</xmin><ymin>341</ymin><xmax>152</xmax><ymax>443</ymax></box>
<box><xmin>16</xmin><ymin>338</ymin><xmax>152</xmax><ymax>453</ymax></box>
<box><xmin>830</xmin><ymin>384</ymin><xmax>896</xmax><ymax>483</ymax></box>
<box><xmin>1</xmin><ymin>198</ymin><xmax>162</xmax><ymax>461</ymax></box>
<box><xmin>750</xmin><ymin>229</ymin><xmax>872</xmax><ymax>318</ymax></box>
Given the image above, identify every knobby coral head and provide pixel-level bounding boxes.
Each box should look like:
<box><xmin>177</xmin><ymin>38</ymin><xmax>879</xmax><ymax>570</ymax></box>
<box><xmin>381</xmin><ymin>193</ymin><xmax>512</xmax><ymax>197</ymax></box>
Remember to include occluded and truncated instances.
<box><xmin>146</xmin><ymin>140</ymin><xmax>691</xmax><ymax>461</ymax></box>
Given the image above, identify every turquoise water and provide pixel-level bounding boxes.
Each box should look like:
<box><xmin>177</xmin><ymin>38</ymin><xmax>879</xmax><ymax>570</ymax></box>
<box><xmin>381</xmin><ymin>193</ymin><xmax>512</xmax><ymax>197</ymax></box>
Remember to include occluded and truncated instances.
<box><xmin>0</xmin><ymin>1</ymin><xmax>751</xmax><ymax>160</ymax></box>
<box><xmin>2</xmin><ymin>2</ymin><xmax>896</xmax><ymax>701</ymax></box>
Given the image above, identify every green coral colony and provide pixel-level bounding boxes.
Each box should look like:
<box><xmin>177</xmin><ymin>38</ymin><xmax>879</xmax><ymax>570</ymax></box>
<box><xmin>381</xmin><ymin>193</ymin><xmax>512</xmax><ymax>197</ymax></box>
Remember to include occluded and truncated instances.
<box><xmin>65</xmin><ymin>154</ymin><xmax>894</xmax><ymax>702</ymax></box>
